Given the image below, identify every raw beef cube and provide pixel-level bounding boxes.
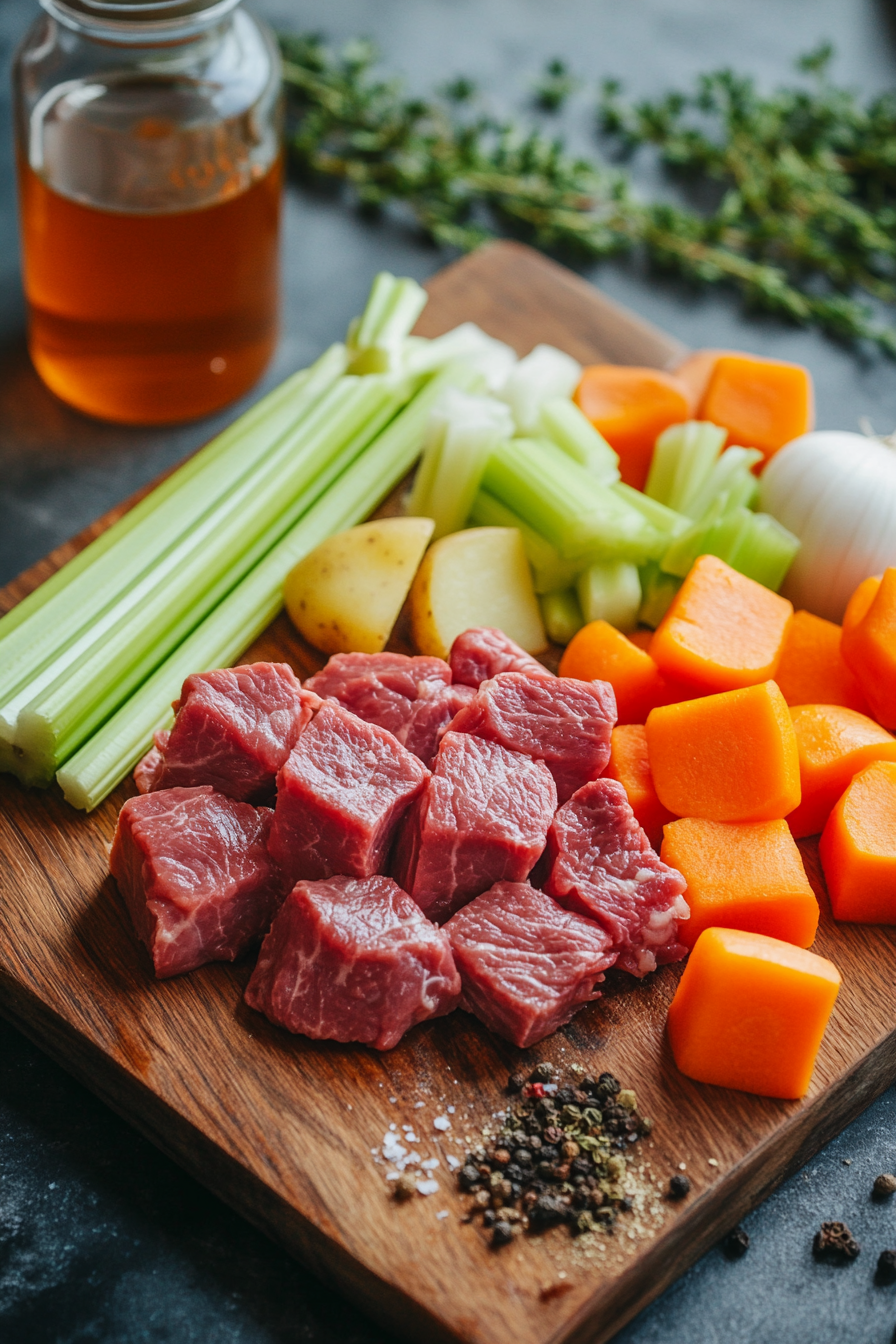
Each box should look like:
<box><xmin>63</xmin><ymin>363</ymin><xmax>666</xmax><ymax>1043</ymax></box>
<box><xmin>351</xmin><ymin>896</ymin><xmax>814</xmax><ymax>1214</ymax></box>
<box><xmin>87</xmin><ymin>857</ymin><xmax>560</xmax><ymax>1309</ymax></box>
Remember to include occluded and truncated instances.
<box><xmin>450</xmin><ymin>626</ymin><xmax>547</xmax><ymax>688</ymax></box>
<box><xmin>110</xmin><ymin>786</ymin><xmax>284</xmax><ymax>979</ymax></box>
<box><xmin>269</xmin><ymin>701</ymin><xmax>428</xmax><ymax>888</ymax></box>
<box><xmin>134</xmin><ymin>730</ymin><xmax>169</xmax><ymax>793</ymax></box>
<box><xmin>392</xmin><ymin>731</ymin><xmax>556</xmax><ymax>923</ymax></box>
<box><xmin>244</xmin><ymin>874</ymin><xmax>461</xmax><ymax>1050</ymax></box>
<box><xmin>544</xmin><ymin>778</ymin><xmax>689</xmax><ymax>977</ymax></box>
<box><xmin>445</xmin><ymin>881</ymin><xmax>616</xmax><ymax>1047</ymax></box>
<box><xmin>142</xmin><ymin>663</ymin><xmax>316</xmax><ymax>802</ymax></box>
<box><xmin>305</xmin><ymin>651</ymin><xmax>472</xmax><ymax>767</ymax></box>
<box><xmin>448</xmin><ymin>671</ymin><xmax>616</xmax><ymax>803</ymax></box>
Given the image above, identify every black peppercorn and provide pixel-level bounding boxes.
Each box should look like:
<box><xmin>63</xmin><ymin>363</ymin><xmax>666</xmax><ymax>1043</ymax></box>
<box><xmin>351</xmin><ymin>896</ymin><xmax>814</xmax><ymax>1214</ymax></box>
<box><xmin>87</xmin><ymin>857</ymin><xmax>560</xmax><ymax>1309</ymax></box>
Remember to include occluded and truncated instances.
<box><xmin>507</xmin><ymin>1072</ymin><xmax>527</xmax><ymax>1094</ymax></box>
<box><xmin>570</xmin><ymin>1156</ymin><xmax>593</xmax><ymax>1179</ymax></box>
<box><xmin>482</xmin><ymin>1208</ymin><xmax>496</xmax><ymax>1228</ymax></box>
<box><xmin>812</xmin><ymin>1221</ymin><xmax>860</xmax><ymax>1264</ymax></box>
<box><xmin>618</xmin><ymin>1196</ymin><xmax>633</xmax><ymax>1212</ymax></box>
<box><xmin>528</xmin><ymin>1193</ymin><xmax>569</xmax><ymax>1231</ymax></box>
<box><xmin>873</xmin><ymin>1173</ymin><xmax>896</xmax><ymax>1201</ymax></box>
<box><xmin>513</xmin><ymin>1149</ymin><xmax>533</xmax><ymax>1167</ymax></box>
<box><xmin>505</xmin><ymin>1163</ymin><xmax>524</xmax><ymax>1183</ymax></box>
<box><xmin>491</xmin><ymin>1220</ymin><xmax>514</xmax><ymax>1247</ymax></box>
<box><xmin>876</xmin><ymin>1248</ymin><xmax>896</xmax><ymax>1285</ymax></box>
<box><xmin>668</xmin><ymin>1173</ymin><xmax>691</xmax><ymax>1200</ymax></box>
<box><xmin>530</xmin><ymin>1062</ymin><xmax>555</xmax><ymax>1083</ymax></box>
<box><xmin>597</xmin><ymin>1072</ymin><xmax>621</xmax><ymax>1099</ymax></box>
<box><xmin>721</xmin><ymin>1226</ymin><xmax>750</xmax><ymax>1260</ymax></box>
<box><xmin>458</xmin><ymin>1164</ymin><xmax>481</xmax><ymax>1191</ymax></box>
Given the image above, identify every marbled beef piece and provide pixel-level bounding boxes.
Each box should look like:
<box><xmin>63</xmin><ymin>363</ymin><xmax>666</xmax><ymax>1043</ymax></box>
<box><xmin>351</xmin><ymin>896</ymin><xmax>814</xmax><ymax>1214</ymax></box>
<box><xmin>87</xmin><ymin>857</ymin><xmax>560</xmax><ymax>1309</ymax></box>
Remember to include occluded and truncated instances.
<box><xmin>444</xmin><ymin>881</ymin><xmax>616</xmax><ymax>1047</ymax></box>
<box><xmin>544</xmin><ymin>778</ymin><xmax>689</xmax><ymax>977</ymax></box>
<box><xmin>304</xmin><ymin>651</ymin><xmax>472</xmax><ymax>768</ymax></box>
<box><xmin>137</xmin><ymin>663</ymin><xmax>316</xmax><ymax>802</ymax></box>
<box><xmin>245</xmin><ymin>874</ymin><xmax>461</xmax><ymax>1050</ymax></box>
<box><xmin>449</xmin><ymin>626</ymin><xmax>547</xmax><ymax>688</ymax></box>
<box><xmin>447</xmin><ymin>671</ymin><xmax>616</xmax><ymax>803</ymax></box>
<box><xmin>392</xmin><ymin>731</ymin><xmax>556</xmax><ymax>924</ymax></box>
<box><xmin>111</xmin><ymin>786</ymin><xmax>284</xmax><ymax>979</ymax></box>
<box><xmin>269</xmin><ymin>701</ymin><xmax>428</xmax><ymax>889</ymax></box>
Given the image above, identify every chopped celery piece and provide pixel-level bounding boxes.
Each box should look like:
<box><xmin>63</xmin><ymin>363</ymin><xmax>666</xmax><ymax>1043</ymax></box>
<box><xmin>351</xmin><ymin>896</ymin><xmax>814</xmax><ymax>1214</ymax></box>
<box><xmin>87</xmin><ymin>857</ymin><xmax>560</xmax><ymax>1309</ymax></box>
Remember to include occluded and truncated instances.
<box><xmin>660</xmin><ymin>505</ymin><xmax>800</xmax><ymax>590</ymax></box>
<box><xmin>57</xmin><ymin>361</ymin><xmax>480</xmax><ymax>811</ymax></box>
<box><xmin>540</xmin><ymin>588</ymin><xmax>585</xmax><ymax>644</ymax></box>
<box><xmin>645</xmin><ymin>421</ymin><xmax>727</xmax><ymax>516</ymax></box>
<box><xmin>404</xmin><ymin>323</ymin><xmax>517</xmax><ymax>388</ymax></box>
<box><xmin>12</xmin><ymin>375</ymin><xmax>410</xmax><ymax>786</ymax></box>
<box><xmin>638</xmin><ymin>563</ymin><xmax>681</xmax><ymax>628</ymax></box>
<box><xmin>681</xmin><ymin>444</ymin><xmax>762</xmax><ymax>521</ymax></box>
<box><xmin>577</xmin><ymin>560</ymin><xmax>641</xmax><ymax>632</ymax></box>
<box><xmin>347</xmin><ymin>272</ymin><xmax>428</xmax><ymax>373</ymax></box>
<box><xmin>612</xmin><ymin>482</ymin><xmax>690</xmax><ymax>541</ymax></box>
<box><xmin>498</xmin><ymin>345</ymin><xmax>581</xmax><ymax>433</ymax></box>
<box><xmin>482</xmin><ymin>437</ymin><xmax>661</xmax><ymax>562</ymax></box>
<box><xmin>467</xmin><ymin>491</ymin><xmax>584</xmax><ymax>593</ymax></box>
<box><xmin>538</xmin><ymin>397</ymin><xmax>620</xmax><ymax>484</ymax></box>
<box><xmin>407</xmin><ymin>390</ymin><xmax>513</xmax><ymax>539</ymax></box>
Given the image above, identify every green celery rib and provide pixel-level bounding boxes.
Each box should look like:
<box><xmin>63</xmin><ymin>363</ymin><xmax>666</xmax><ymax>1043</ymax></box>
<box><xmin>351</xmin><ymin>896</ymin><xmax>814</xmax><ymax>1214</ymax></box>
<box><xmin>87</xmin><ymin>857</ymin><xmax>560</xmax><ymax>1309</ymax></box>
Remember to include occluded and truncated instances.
<box><xmin>638</xmin><ymin>563</ymin><xmax>681</xmax><ymax>628</ymax></box>
<box><xmin>0</xmin><ymin>346</ymin><xmax>346</xmax><ymax>725</ymax></box>
<box><xmin>482</xmin><ymin>437</ymin><xmax>662</xmax><ymax>562</ymax></box>
<box><xmin>660</xmin><ymin>506</ymin><xmax>799</xmax><ymax>589</ymax></box>
<box><xmin>13</xmin><ymin>376</ymin><xmax>409</xmax><ymax>786</ymax></box>
<box><xmin>540</xmin><ymin>588</ymin><xmax>585</xmax><ymax>644</ymax></box>
<box><xmin>611</xmin><ymin>483</ymin><xmax>690</xmax><ymax>541</ymax></box>
<box><xmin>645</xmin><ymin>421</ymin><xmax>727</xmax><ymax>515</ymax></box>
<box><xmin>468</xmin><ymin>490</ymin><xmax>584</xmax><ymax>593</ymax></box>
<box><xmin>57</xmin><ymin>361</ymin><xmax>482</xmax><ymax>811</ymax></box>
<box><xmin>538</xmin><ymin>398</ymin><xmax>620</xmax><ymax>484</ymax></box>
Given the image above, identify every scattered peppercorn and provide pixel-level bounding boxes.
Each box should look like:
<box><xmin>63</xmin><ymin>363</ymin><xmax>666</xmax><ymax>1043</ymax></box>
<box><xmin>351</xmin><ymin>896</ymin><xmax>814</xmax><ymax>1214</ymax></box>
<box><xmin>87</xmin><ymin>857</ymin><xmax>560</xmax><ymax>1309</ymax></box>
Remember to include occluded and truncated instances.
<box><xmin>812</xmin><ymin>1221</ymin><xmax>860</xmax><ymax>1264</ymax></box>
<box><xmin>721</xmin><ymin>1226</ymin><xmax>750</xmax><ymax>1260</ymax></box>
<box><xmin>874</xmin><ymin>1174</ymin><xmax>896</xmax><ymax>1200</ymax></box>
<box><xmin>507</xmin><ymin>1072</ymin><xmax>527</xmax><ymax>1094</ymax></box>
<box><xmin>491</xmin><ymin>1220</ymin><xmax>514</xmax><ymax>1247</ymax></box>
<box><xmin>876</xmin><ymin>1249</ymin><xmax>896</xmax><ymax>1285</ymax></box>
<box><xmin>668</xmin><ymin>1174</ymin><xmax>691</xmax><ymax>1201</ymax></box>
<box><xmin>393</xmin><ymin>1172</ymin><xmax>417</xmax><ymax>1201</ymax></box>
<box><xmin>530</xmin><ymin>1062</ymin><xmax>555</xmax><ymax>1083</ymax></box>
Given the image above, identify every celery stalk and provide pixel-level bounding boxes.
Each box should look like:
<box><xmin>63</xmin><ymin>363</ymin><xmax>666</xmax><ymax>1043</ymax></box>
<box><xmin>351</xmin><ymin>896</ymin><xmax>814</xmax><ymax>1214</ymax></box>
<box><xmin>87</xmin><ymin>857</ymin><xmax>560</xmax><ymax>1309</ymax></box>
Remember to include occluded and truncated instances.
<box><xmin>467</xmin><ymin>491</ymin><xmax>584</xmax><ymax>593</ymax></box>
<box><xmin>638</xmin><ymin>563</ymin><xmax>681</xmax><ymax>628</ymax></box>
<box><xmin>577</xmin><ymin>561</ymin><xmax>642</xmax><ymax>631</ymax></box>
<box><xmin>681</xmin><ymin>445</ymin><xmax>762</xmax><ymax>521</ymax></box>
<box><xmin>348</xmin><ymin>273</ymin><xmax>428</xmax><ymax>373</ymax></box>
<box><xmin>660</xmin><ymin>505</ymin><xmax>800</xmax><ymax>590</ymax></box>
<box><xmin>612</xmin><ymin>482</ymin><xmax>690</xmax><ymax>541</ymax></box>
<box><xmin>645</xmin><ymin>421</ymin><xmax>727</xmax><ymax>515</ymax></box>
<box><xmin>57</xmin><ymin>361</ymin><xmax>481</xmax><ymax>810</ymax></box>
<box><xmin>538</xmin><ymin>398</ymin><xmax>620</xmax><ymax>484</ymax></box>
<box><xmin>540</xmin><ymin>588</ymin><xmax>585</xmax><ymax>644</ymax></box>
<box><xmin>407</xmin><ymin>390</ymin><xmax>513</xmax><ymax>539</ymax></box>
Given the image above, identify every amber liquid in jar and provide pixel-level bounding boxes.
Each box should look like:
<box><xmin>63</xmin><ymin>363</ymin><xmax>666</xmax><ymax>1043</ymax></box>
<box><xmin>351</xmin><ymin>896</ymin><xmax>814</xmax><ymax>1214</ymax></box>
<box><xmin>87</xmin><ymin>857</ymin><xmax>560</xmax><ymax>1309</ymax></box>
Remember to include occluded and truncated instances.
<box><xmin>19</xmin><ymin>68</ymin><xmax>281</xmax><ymax>425</ymax></box>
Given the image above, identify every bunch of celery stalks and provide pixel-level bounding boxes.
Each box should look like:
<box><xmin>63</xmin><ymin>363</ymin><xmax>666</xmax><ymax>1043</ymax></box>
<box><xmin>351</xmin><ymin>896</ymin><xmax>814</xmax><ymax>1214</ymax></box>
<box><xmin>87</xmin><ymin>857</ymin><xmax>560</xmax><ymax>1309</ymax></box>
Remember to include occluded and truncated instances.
<box><xmin>0</xmin><ymin>273</ymin><xmax>797</xmax><ymax>812</ymax></box>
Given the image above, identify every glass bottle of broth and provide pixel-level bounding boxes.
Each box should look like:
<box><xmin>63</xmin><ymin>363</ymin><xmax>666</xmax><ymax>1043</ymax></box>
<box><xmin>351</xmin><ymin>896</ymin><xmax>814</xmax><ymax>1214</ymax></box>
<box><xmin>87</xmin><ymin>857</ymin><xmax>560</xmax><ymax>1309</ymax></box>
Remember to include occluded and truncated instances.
<box><xmin>14</xmin><ymin>0</ymin><xmax>282</xmax><ymax>425</ymax></box>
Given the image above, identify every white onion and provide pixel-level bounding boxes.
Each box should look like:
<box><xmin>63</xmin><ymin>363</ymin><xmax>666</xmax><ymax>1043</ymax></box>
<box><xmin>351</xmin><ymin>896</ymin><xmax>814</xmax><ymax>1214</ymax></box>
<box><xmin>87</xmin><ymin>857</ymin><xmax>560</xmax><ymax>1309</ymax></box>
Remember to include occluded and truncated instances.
<box><xmin>759</xmin><ymin>430</ymin><xmax>896</xmax><ymax>621</ymax></box>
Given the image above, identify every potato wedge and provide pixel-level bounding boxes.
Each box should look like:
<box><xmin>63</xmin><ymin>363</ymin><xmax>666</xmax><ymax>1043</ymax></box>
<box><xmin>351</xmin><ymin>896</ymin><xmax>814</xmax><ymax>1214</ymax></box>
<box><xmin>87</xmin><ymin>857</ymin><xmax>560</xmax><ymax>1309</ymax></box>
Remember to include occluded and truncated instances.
<box><xmin>410</xmin><ymin>527</ymin><xmax>547</xmax><ymax>659</ymax></box>
<box><xmin>284</xmin><ymin>517</ymin><xmax>434</xmax><ymax>654</ymax></box>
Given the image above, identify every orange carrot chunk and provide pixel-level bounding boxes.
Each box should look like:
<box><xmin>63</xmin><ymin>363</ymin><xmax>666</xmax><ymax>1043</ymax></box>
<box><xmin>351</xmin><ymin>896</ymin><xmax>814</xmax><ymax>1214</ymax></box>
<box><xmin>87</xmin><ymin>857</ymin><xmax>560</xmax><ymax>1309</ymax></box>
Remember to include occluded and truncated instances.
<box><xmin>574</xmin><ymin>365</ymin><xmax>691</xmax><ymax>491</ymax></box>
<box><xmin>786</xmin><ymin>704</ymin><xmax>896</xmax><ymax>838</ymax></box>
<box><xmin>774</xmin><ymin>610</ymin><xmax>868</xmax><ymax>713</ymax></box>
<box><xmin>661</xmin><ymin>816</ymin><xmax>819</xmax><ymax>949</ymax></box>
<box><xmin>649</xmin><ymin>555</ymin><xmax>793</xmax><ymax>694</ymax></box>
<box><xmin>645</xmin><ymin>681</ymin><xmax>801</xmax><ymax>823</ymax></box>
<box><xmin>559</xmin><ymin>620</ymin><xmax>671</xmax><ymax>724</ymax></box>
<box><xmin>605</xmin><ymin>724</ymin><xmax>677</xmax><ymax>848</ymax></box>
<box><xmin>666</xmin><ymin>927</ymin><xmax>840</xmax><ymax>1099</ymax></box>
<box><xmin>819</xmin><ymin>760</ymin><xmax>896</xmax><ymax>924</ymax></box>
<box><xmin>672</xmin><ymin>348</ymin><xmax>740</xmax><ymax>414</ymax></box>
<box><xmin>628</xmin><ymin>629</ymin><xmax>655</xmax><ymax>651</ymax></box>
<box><xmin>699</xmin><ymin>354</ymin><xmax>815</xmax><ymax>463</ymax></box>
<box><xmin>842</xmin><ymin>573</ymin><xmax>881</xmax><ymax>638</ymax></box>
<box><xmin>840</xmin><ymin>567</ymin><xmax>896</xmax><ymax>730</ymax></box>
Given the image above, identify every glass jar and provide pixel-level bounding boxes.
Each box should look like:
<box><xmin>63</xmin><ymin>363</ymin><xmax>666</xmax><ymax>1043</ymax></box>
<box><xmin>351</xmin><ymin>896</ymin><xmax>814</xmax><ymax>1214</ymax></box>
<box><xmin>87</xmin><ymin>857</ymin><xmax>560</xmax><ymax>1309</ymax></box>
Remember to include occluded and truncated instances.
<box><xmin>13</xmin><ymin>0</ymin><xmax>282</xmax><ymax>425</ymax></box>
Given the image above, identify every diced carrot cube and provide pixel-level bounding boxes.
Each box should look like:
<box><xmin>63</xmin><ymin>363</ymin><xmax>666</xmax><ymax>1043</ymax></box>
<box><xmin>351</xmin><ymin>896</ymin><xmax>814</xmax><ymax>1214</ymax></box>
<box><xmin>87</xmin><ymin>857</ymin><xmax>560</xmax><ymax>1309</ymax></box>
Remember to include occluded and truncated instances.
<box><xmin>840</xmin><ymin>568</ymin><xmax>896</xmax><ymax>730</ymax></box>
<box><xmin>645</xmin><ymin>681</ymin><xmax>800</xmax><ymax>823</ymax></box>
<box><xmin>559</xmin><ymin>620</ymin><xmax>671</xmax><ymax>724</ymax></box>
<box><xmin>842</xmin><ymin>574</ymin><xmax>881</xmax><ymax>638</ymax></box>
<box><xmin>661</xmin><ymin>816</ymin><xmax>819</xmax><ymax>949</ymax></box>
<box><xmin>672</xmin><ymin>348</ymin><xmax>740</xmax><ymax>414</ymax></box>
<box><xmin>786</xmin><ymin>704</ymin><xmax>896</xmax><ymax>838</ymax></box>
<box><xmin>774</xmin><ymin>610</ymin><xmax>867</xmax><ymax>713</ymax></box>
<box><xmin>628</xmin><ymin>629</ymin><xmax>655</xmax><ymax>651</ymax></box>
<box><xmin>819</xmin><ymin>760</ymin><xmax>896</xmax><ymax>923</ymax></box>
<box><xmin>667</xmin><ymin>927</ymin><xmax>840</xmax><ymax>1098</ymax></box>
<box><xmin>650</xmin><ymin>555</ymin><xmax>793</xmax><ymax>694</ymax></box>
<box><xmin>605</xmin><ymin>724</ymin><xmax>677</xmax><ymax>848</ymax></box>
<box><xmin>574</xmin><ymin>365</ymin><xmax>691</xmax><ymax>491</ymax></box>
<box><xmin>699</xmin><ymin>354</ymin><xmax>814</xmax><ymax>463</ymax></box>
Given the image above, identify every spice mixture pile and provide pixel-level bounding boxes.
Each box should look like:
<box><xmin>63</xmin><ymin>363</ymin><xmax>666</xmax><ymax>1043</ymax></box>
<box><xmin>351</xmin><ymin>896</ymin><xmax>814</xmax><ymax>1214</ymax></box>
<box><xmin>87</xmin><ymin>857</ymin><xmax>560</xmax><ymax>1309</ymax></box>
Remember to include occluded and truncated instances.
<box><xmin>454</xmin><ymin>1062</ymin><xmax>653</xmax><ymax>1248</ymax></box>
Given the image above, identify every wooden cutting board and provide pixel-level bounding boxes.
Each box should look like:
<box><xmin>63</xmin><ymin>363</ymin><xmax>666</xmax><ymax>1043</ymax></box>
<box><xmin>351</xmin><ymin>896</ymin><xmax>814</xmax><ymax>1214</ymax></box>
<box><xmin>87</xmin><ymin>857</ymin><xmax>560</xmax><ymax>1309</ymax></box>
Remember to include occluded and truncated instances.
<box><xmin>1</xmin><ymin>240</ymin><xmax>892</xmax><ymax>1344</ymax></box>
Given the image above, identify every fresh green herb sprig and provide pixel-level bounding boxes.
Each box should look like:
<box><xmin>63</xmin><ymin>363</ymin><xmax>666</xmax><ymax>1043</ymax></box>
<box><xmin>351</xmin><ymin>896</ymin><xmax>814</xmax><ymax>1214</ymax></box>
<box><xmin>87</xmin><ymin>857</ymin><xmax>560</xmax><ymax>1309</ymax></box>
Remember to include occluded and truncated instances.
<box><xmin>279</xmin><ymin>33</ymin><xmax>896</xmax><ymax>355</ymax></box>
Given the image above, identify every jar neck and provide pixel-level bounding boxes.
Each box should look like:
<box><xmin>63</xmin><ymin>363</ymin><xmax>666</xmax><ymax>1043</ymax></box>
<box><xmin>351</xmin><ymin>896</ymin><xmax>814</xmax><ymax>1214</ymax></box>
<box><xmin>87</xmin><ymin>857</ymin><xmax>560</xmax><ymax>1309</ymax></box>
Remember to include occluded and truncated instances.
<box><xmin>39</xmin><ymin>0</ymin><xmax>243</xmax><ymax>45</ymax></box>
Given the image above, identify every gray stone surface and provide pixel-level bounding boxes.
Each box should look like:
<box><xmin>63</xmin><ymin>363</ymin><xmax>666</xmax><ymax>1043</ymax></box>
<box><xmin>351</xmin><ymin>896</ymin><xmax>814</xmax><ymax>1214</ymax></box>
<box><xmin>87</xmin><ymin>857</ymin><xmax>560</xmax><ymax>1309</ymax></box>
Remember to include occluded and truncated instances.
<box><xmin>2</xmin><ymin>1</ymin><xmax>896</xmax><ymax>1340</ymax></box>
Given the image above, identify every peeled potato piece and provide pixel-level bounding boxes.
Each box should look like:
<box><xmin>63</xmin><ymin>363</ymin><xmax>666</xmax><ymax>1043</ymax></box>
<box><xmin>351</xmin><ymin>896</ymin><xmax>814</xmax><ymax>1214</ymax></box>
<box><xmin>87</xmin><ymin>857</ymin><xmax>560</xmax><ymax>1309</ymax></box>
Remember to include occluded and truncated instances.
<box><xmin>284</xmin><ymin>516</ymin><xmax>434</xmax><ymax>655</ymax></box>
<box><xmin>410</xmin><ymin>527</ymin><xmax>547</xmax><ymax>659</ymax></box>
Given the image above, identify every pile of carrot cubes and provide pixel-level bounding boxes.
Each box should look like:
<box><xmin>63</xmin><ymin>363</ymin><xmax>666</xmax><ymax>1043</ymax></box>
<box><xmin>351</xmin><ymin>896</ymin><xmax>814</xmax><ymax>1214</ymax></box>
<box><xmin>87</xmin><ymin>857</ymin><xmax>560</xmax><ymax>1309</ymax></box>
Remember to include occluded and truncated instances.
<box><xmin>560</xmin><ymin>548</ymin><xmax>896</xmax><ymax>1100</ymax></box>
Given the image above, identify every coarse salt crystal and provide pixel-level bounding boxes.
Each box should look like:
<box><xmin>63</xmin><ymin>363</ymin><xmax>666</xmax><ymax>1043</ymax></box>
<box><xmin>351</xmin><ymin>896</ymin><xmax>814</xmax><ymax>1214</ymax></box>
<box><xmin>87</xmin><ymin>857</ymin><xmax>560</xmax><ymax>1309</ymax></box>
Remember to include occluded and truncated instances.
<box><xmin>405</xmin><ymin>1132</ymin><xmax>419</xmax><ymax>1143</ymax></box>
<box><xmin>707</xmin><ymin>1158</ymin><xmax>719</xmax><ymax>1167</ymax></box>
<box><xmin>421</xmin><ymin>1158</ymin><xmax>440</xmax><ymax>1171</ymax></box>
<box><xmin>414</xmin><ymin>1101</ymin><xmax>425</xmax><ymax>1109</ymax></box>
<box><xmin>543</xmin><ymin>1083</ymin><xmax>558</xmax><ymax>1095</ymax></box>
<box><xmin>446</xmin><ymin>1155</ymin><xmax>460</xmax><ymax>1171</ymax></box>
<box><xmin>678</xmin><ymin>1162</ymin><xmax>687</xmax><ymax>1171</ymax></box>
<box><xmin>386</xmin><ymin>1171</ymin><xmax>400</xmax><ymax>1181</ymax></box>
<box><xmin>436</xmin><ymin>1210</ymin><xmax>449</xmax><ymax>1220</ymax></box>
<box><xmin>389</xmin><ymin>1096</ymin><xmax>398</xmax><ymax>1103</ymax></box>
<box><xmin>416</xmin><ymin>1179</ymin><xmax>439</xmax><ymax>1196</ymax></box>
<box><xmin>434</xmin><ymin>1115</ymin><xmax>451</xmax><ymax>1132</ymax></box>
<box><xmin>389</xmin><ymin>1123</ymin><xmax>397</xmax><ymax>1131</ymax></box>
<box><xmin>447</xmin><ymin>1106</ymin><xmax>456</xmax><ymax>1114</ymax></box>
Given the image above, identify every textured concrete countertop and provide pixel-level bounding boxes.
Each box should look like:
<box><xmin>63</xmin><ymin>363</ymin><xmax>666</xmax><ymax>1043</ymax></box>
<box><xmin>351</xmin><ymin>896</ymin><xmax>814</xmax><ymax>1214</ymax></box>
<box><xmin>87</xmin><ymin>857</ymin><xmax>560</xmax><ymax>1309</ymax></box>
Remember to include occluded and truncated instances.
<box><xmin>3</xmin><ymin>1</ymin><xmax>896</xmax><ymax>1340</ymax></box>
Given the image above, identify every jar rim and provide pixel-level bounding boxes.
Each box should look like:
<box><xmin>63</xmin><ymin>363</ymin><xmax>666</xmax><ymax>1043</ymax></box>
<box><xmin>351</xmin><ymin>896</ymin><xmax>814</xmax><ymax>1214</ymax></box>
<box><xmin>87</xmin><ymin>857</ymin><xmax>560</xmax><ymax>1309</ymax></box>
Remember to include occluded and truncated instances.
<box><xmin>39</xmin><ymin>0</ymin><xmax>242</xmax><ymax>42</ymax></box>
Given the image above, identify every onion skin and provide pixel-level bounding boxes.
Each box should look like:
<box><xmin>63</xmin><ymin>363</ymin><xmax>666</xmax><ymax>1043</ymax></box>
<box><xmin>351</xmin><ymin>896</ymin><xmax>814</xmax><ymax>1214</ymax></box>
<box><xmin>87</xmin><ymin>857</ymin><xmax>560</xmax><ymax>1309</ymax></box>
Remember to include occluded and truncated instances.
<box><xmin>759</xmin><ymin>431</ymin><xmax>896</xmax><ymax>622</ymax></box>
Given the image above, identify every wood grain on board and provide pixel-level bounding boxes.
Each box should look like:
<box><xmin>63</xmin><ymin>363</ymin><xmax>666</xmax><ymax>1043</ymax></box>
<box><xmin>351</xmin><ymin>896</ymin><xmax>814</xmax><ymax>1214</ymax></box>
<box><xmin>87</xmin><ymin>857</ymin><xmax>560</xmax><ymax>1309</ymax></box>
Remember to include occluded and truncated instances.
<box><xmin>0</xmin><ymin>240</ymin><xmax>892</xmax><ymax>1344</ymax></box>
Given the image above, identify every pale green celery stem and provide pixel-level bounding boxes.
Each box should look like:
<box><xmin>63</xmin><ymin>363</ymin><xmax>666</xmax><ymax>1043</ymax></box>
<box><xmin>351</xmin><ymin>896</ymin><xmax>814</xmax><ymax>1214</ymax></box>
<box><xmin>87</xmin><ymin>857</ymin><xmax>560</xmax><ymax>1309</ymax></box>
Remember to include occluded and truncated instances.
<box><xmin>638</xmin><ymin>563</ymin><xmax>681</xmax><ymax>628</ymax></box>
<box><xmin>683</xmin><ymin>446</ymin><xmax>763</xmax><ymax>521</ymax></box>
<box><xmin>14</xmin><ymin>378</ymin><xmax>407</xmax><ymax>783</ymax></box>
<box><xmin>540</xmin><ymin>588</ymin><xmax>585</xmax><ymax>644</ymax></box>
<box><xmin>612</xmin><ymin>483</ymin><xmax>690</xmax><ymax>539</ymax></box>
<box><xmin>467</xmin><ymin>490</ymin><xmax>583</xmax><ymax>593</ymax></box>
<box><xmin>577</xmin><ymin>560</ymin><xmax>642</xmax><ymax>631</ymax></box>
<box><xmin>645</xmin><ymin>421</ymin><xmax>727</xmax><ymax>515</ymax></box>
<box><xmin>538</xmin><ymin>398</ymin><xmax>620</xmax><ymax>484</ymax></box>
<box><xmin>57</xmin><ymin>361</ymin><xmax>482</xmax><ymax>811</ymax></box>
<box><xmin>0</xmin><ymin>346</ymin><xmax>346</xmax><ymax>724</ymax></box>
<box><xmin>660</xmin><ymin>505</ymin><xmax>799</xmax><ymax>589</ymax></box>
<box><xmin>482</xmin><ymin>437</ymin><xmax>658</xmax><ymax>561</ymax></box>
<box><xmin>349</xmin><ymin>274</ymin><xmax>428</xmax><ymax>372</ymax></box>
<box><xmin>410</xmin><ymin>421</ymin><xmax>504</xmax><ymax>540</ymax></box>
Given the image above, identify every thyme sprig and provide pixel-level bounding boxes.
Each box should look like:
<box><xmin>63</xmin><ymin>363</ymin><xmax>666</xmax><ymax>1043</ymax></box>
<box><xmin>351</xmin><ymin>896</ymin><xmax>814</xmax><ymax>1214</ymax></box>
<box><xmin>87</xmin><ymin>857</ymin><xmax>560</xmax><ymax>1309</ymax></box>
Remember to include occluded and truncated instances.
<box><xmin>279</xmin><ymin>34</ymin><xmax>896</xmax><ymax>355</ymax></box>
